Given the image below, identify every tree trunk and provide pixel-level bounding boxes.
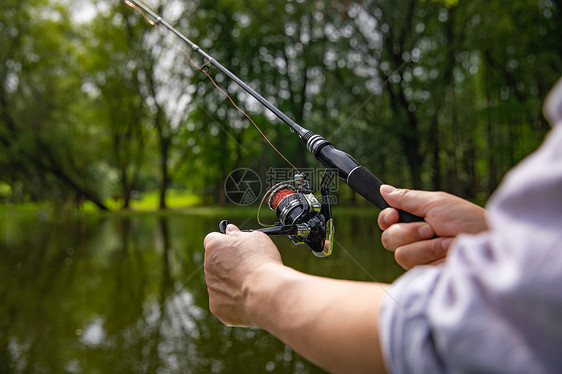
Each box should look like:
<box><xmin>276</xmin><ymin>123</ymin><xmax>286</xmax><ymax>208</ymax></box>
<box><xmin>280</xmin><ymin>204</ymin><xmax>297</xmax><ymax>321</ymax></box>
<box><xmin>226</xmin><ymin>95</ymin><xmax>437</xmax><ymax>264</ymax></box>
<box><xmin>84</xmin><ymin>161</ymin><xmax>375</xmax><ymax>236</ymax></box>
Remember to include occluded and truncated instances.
<box><xmin>159</xmin><ymin>136</ymin><xmax>170</xmax><ymax>210</ymax></box>
<box><xmin>121</xmin><ymin>168</ymin><xmax>130</xmax><ymax>209</ymax></box>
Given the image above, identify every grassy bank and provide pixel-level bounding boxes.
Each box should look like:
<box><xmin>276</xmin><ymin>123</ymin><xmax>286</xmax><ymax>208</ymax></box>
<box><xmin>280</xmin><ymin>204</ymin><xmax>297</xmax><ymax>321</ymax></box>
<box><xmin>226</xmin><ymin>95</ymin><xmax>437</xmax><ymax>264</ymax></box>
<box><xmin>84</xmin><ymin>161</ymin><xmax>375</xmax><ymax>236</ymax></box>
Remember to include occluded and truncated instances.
<box><xmin>1</xmin><ymin>188</ymin><xmax>386</xmax><ymax>223</ymax></box>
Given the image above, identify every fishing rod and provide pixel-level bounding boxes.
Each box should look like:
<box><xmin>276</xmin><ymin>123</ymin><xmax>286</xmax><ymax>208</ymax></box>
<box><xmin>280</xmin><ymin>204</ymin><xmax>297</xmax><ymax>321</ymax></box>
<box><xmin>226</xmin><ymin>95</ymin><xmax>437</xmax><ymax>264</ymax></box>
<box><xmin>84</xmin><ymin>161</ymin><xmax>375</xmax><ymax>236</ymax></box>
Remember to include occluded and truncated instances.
<box><xmin>124</xmin><ymin>0</ymin><xmax>423</xmax><ymax>256</ymax></box>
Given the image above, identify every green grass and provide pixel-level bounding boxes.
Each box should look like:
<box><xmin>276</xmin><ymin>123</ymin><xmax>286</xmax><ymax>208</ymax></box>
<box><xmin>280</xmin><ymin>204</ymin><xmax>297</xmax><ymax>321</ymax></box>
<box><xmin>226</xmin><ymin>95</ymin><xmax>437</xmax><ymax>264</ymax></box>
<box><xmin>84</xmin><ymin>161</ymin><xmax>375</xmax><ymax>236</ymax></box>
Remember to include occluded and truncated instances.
<box><xmin>79</xmin><ymin>189</ymin><xmax>202</xmax><ymax>212</ymax></box>
<box><xmin>129</xmin><ymin>190</ymin><xmax>201</xmax><ymax>211</ymax></box>
<box><xmin>73</xmin><ymin>190</ymin><xmax>268</xmax><ymax>218</ymax></box>
<box><xmin>0</xmin><ymin>182</ymin><xmax>11</xmax><ymax>198</ymax></box>
<box><xmin>2</xmin><ymin>188</ymin><xmax>386</xmax><ymax>219</ymax></box>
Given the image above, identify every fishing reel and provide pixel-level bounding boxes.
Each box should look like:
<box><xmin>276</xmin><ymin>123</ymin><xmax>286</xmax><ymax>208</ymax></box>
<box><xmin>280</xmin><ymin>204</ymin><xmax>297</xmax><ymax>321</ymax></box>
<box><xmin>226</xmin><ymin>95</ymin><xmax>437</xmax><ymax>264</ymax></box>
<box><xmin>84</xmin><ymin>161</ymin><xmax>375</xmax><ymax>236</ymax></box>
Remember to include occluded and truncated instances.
<box><xmin>219</xmin><ymin>172</ymin><xmax>335</xmax><ymax>257</ymax></box>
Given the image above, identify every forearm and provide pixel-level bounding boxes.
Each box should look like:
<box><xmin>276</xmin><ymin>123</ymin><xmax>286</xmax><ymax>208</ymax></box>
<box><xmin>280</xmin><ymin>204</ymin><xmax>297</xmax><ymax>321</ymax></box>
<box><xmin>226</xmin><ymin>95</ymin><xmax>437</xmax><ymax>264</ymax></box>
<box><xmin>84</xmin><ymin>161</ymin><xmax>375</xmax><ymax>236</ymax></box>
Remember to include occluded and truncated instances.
<box><xmin>244</xmin><ymin>263</ymin><xmax>389</xmax><ymax>374</ymax></box>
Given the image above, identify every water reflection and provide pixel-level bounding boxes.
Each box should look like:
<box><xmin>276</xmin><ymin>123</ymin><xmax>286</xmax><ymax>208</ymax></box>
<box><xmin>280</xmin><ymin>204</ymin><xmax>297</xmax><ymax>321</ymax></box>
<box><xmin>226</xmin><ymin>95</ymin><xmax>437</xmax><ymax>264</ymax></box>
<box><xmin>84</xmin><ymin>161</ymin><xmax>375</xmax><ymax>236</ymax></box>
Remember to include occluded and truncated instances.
<box><xmin>0</xmin><ymin>209</ymin><xmax>403</xmax><ymax>373</ymax></box>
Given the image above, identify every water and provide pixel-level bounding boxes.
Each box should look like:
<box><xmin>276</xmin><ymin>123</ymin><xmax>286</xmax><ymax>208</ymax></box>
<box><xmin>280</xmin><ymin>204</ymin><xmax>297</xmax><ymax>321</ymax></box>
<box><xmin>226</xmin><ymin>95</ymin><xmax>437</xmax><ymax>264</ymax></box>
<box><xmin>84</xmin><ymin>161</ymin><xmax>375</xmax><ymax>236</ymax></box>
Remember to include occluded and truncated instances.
<box><xmin>0</xmin><ymin>207</ymin><xmax>404</xmax><ymax>373</ymax></box>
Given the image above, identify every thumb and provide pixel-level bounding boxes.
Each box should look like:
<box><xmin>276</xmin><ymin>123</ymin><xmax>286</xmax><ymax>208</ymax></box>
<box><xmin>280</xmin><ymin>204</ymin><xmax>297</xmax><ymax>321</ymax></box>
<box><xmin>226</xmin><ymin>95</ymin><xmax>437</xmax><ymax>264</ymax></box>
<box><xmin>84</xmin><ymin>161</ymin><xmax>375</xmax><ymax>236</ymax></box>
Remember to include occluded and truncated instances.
<box><xmin>380</xmin><ymin>185</ymin><xmax>433</xmax><ymax>217</ymax></box>
<box><xmin>226</xmin><ymin>224</ymin><xmax>240</xmax><ymax>235</ymax></box>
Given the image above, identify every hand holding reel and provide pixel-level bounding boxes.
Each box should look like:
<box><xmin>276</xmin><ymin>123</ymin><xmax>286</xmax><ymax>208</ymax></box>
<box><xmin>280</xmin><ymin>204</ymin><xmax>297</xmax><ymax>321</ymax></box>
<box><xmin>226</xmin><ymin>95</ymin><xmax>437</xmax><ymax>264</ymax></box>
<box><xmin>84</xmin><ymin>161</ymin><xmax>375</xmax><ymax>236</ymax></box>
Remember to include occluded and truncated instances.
<box><xmin>219</xmin><ymin>172</ymin><xmax>335</xmax><ymax>257</ymax></box>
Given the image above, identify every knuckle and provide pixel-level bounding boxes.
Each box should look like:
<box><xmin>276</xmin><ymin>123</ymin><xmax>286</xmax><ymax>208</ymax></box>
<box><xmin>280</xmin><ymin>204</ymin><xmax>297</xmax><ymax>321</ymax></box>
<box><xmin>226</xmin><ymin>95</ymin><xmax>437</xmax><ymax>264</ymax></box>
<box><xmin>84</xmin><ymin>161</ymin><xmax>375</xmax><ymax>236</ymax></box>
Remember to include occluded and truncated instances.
<box><xmin>397</xmin><ymin>188</ymin><xmax>411</xmax><ymax>198</ymax></box>
<box><xmin>393</xmin><ymin>188</ymin><xmax>411</xmax><ymax>206</ymax></box>
<box><xmin>426</xmin><ymin>239</ymin><xmax>446</xmax><ymax>261</ymax></box>
<box><xmin>426</xmin><ymin>242</ymin><xmax>439</xmax><ymax>259</ymax></box>
<box><xmin>203</xmin><ymin>233</ymin><xmax>217</xmax><ymax>249</ymax></box>
<box><xmin>382</xmin><ymin>223</ymin><xmax>415</xmax><ymax>251</ymax></box>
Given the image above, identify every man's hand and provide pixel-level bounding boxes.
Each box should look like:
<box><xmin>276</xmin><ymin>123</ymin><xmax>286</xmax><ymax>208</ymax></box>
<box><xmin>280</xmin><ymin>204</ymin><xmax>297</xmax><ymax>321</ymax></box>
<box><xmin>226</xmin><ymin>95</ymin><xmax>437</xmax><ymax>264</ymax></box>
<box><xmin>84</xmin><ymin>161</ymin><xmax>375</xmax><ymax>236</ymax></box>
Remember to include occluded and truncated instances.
<box><xmin>203</xmin><ymin>224</ymin><xmax>283</xmax><ymax>326</ymax></box>
<box><xmin>204</xmin><ymin>224</ymin><xmax>389</xmax><ymax>374</ymax></box>
<box><xmin>378</xmin><ymin>185</ymin><xmax>488</xmax><ymax>269</ymax></box>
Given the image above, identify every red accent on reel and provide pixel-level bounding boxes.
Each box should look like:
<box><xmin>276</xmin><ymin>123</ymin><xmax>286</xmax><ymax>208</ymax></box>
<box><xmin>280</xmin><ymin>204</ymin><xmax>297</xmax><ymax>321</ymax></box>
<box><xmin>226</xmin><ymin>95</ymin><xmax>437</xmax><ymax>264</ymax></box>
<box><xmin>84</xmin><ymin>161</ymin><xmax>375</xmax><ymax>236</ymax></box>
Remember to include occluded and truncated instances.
<box><xmin>270</xmin><ymin>188</ymin><xmax>295</xmax><ymax>210</ymax></box>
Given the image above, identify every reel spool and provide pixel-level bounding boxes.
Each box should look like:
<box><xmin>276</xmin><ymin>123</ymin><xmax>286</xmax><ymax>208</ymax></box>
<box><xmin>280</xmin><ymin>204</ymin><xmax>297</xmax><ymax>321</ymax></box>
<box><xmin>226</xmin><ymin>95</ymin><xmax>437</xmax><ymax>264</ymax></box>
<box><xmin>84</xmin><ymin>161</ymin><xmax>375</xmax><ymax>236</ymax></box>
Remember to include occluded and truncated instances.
<box><xmin>220</xmin><ymin>173</ymin><xmax>334</xmax><ymax>257</ymax></box>
<box><xmin>262</xmin><ymin>174</ymin><xmax>333</xmax><ymax>256</ymax></box>
<box><xmin>269</xmin><ymin>187</ymin><xmax>295</xmax><ymax>210</ymax></box>
<box><xmin>267</xmin><ymin>184</ymin><xmax>320</xmax><ymax>227</ymax></box>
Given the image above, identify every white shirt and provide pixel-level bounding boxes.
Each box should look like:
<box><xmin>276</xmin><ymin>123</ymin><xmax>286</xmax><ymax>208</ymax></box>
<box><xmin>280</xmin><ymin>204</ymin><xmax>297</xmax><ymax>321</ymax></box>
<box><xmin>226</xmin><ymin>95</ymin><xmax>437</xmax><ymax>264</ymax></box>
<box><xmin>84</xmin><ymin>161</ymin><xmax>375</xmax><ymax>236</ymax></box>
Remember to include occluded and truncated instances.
<box><xmin>380</xmin><ymin>77</ymin><xmax>562</xmax><ymax>374</ymax></box>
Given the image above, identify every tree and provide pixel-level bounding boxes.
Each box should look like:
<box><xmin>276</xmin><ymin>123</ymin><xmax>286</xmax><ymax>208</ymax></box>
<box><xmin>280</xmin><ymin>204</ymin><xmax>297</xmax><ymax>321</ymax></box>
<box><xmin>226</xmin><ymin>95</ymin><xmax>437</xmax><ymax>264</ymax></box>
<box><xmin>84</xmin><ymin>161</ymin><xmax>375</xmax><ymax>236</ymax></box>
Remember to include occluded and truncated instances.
<box><xmin>83</xmin><ymin>2</ymin><xmax>149</xmax><ymax>209</ymax></box>
<box><xmin>0</xmin><ymin>0</ymin><xmax>109</xmax><ymax>209</ymax></box>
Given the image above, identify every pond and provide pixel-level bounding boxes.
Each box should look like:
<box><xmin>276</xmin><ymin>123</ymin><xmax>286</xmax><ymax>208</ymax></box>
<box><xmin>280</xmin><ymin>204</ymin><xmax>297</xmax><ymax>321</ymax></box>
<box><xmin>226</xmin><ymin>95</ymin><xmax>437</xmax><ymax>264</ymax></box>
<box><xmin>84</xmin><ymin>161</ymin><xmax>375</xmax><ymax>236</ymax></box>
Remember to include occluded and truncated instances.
<box><xmin>0</xmin><ymin>206</ymin><xmax>404</xmax><ymax>373</ymax></box>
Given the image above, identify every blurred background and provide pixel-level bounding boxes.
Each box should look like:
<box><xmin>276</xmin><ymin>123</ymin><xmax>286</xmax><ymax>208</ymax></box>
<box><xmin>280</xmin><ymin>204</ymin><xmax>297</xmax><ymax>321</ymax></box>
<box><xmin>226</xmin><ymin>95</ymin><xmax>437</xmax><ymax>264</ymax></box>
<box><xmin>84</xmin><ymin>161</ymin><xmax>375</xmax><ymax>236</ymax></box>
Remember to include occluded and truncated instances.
<box><xmin>1</xmin><ymin>0</ymin><xmax>561</xmax><ymax>372</ymax></box>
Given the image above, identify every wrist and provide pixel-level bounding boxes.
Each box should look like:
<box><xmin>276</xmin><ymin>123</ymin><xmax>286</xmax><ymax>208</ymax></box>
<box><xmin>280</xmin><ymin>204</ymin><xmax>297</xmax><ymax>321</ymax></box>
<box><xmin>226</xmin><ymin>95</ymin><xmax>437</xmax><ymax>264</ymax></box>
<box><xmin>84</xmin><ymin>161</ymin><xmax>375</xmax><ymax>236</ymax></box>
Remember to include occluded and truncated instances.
<box><xmin>242</xmin><ymin>262</ymin><xmax>300</xmax><ymax>327</ymax></box>
<box><xmin>470</xmin><ymin>205</ymin><xmax>489</xmax><ymax>233</ymax></box>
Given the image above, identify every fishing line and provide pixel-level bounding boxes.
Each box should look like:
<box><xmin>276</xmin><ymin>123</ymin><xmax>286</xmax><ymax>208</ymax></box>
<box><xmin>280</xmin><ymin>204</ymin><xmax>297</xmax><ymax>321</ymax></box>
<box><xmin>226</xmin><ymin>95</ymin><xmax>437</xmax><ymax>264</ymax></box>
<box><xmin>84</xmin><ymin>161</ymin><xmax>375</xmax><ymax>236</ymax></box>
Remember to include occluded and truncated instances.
<box><xmin>124</xmin><ymin>0</ymin><xmax>301</xmax><ymax>174</ymax></box>
<box><xmin>123</xmin><ymin>0</ymin><xmax>424</xmax><ymax>260</ymax></box>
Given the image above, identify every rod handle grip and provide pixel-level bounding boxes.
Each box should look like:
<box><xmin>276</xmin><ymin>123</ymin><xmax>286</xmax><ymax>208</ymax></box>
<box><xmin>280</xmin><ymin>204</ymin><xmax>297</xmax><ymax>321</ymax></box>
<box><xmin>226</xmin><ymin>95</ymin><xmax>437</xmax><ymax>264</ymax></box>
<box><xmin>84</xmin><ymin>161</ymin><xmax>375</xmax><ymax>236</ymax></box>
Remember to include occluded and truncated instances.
<box><xmin>347</xmin><ymin>166</ymin><xmax>424</xmax><ymax>223</ymax></box>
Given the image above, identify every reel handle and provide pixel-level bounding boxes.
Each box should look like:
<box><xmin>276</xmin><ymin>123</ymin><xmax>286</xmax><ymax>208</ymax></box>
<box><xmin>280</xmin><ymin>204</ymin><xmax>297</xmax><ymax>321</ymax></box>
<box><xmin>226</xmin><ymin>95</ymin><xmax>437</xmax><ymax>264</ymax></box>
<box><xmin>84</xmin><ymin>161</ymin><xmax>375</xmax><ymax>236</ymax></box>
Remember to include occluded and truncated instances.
<box><xmin>218</xmin><ymin>219</ymin><xmax>229</xmax><ymax>234</ymax></box>
<box><xmin>218</xmin><ymin>219</ymin><xmax>305</xmax><ymax>236</ymax></box>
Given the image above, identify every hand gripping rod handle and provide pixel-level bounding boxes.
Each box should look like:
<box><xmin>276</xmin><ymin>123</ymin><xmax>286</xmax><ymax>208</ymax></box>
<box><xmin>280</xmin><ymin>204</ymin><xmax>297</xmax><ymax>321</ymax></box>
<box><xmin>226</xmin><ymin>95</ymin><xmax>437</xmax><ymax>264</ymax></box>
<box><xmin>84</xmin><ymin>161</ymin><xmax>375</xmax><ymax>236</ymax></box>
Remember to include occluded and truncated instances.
<box><xmin>301</xmin><ymin>131</ymin><xmax>423</xmax><ymax>223</ymax></box>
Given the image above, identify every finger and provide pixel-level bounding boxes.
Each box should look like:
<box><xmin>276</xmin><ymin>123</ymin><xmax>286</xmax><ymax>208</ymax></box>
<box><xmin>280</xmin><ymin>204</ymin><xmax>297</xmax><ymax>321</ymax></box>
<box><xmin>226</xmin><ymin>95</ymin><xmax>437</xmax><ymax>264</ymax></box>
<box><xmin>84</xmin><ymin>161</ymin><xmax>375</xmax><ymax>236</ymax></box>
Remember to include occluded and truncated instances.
<box><xmin>394</xmin><ymin>237</ymin><xmax>453</xmax><ymax>270</ymax></box>
<box><xmin>204</xmin><ymin>223</ymin><xmax>243</xmax><ymax>249</ymax></box>
<box><xmin>381</xmin><ymin>222</ymin><xmax>435</xmax><ymax>251</ymax></box>
<box><xmin>380</xmin><ymin>185</ymin><xmax>436</xmax><ymax>218</ymax></box>
<box><xmin>378</xmin><ymin>208</ymin><xmax>399</xmax><ymax>231</ymax></box>
<box><xmin>203</xmin><ymin>232</ymin><xmax>223</xmax><ymax>249</ymax></box>
<box><xmin>226</xmin><ymin>224</ymin><xmax>240</xmax><ymax>235</ymax></box>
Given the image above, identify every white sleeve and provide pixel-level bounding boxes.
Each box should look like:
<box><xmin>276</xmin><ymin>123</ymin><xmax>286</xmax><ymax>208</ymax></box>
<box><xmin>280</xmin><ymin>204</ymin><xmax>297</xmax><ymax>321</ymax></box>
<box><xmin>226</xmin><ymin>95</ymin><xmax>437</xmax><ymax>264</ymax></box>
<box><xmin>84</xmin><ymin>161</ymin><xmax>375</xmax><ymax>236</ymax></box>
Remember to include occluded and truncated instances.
<box><xmin>379</xmin><ymin>78</ymin><xmax>562</xmax><ymax>374</ymax></box>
